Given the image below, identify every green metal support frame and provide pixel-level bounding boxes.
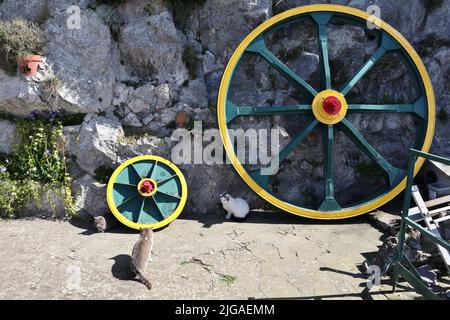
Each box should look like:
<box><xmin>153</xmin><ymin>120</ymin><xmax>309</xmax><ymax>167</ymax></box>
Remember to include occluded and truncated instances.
<box><xmin>364</xmin><ymin>148</ymin><xmax>450</xmax><ymax>300</ymax></box>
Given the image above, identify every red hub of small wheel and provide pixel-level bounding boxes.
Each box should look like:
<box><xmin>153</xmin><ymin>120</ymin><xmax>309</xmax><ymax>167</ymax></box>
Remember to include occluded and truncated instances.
<box><xmin>323</xmin><ymin>96</ymin><xmax>342</xmax><ymax>115</ymax></box>
<box><xmin>140</xmin><ymin>180</ymin><xmax>155</xmax><ymax>194</ymax></box>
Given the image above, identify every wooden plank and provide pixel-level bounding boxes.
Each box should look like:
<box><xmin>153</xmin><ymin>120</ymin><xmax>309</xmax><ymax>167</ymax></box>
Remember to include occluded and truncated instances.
<box><xmin>411</xmin><ymin>186</ymin><xmax>450</xmax><ymax>270</ymax></box>
<box><xmin>408</xmin><ymin>194</ymin><xmax>450</xmax><ymax>215</ymax></box>
<box><xmin>424</xmin><ymin>194</ymin><xmax>450</xmax><ymax>208</ymax></box>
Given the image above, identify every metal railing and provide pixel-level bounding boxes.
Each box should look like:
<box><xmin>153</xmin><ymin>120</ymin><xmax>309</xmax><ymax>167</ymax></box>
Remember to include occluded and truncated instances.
<box><xmin>391</xmin><ymin>149</ymin><xmax>450</xmax><ymax>299</ymax></box>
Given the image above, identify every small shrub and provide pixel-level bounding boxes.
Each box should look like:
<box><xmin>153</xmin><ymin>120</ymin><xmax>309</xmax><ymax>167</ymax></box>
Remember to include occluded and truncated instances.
<box><xmin>182</xmin><ymin>46</ymin><xmax>198</xmax><ymax>79</ymax></box>
<box><xmin>0</xmin><ymin>178</ymin><xmax>40</xmax><ymax>219</ymax></box>
<box><xmin>94</xmin><ymin>165</ymin><xmax>115</xmax><ymax>184</ymax></box>
<box><xmin>145</xmin><ymin>2</ymin><xmax>153</xmax><ymax>16</ymax></box>
<box><xmin>42</xmin><ymin>76</ymin><xmax>61</xmax><ymax>95</ymax></box>
<box><xmin>438</xmin><ymin>107</ymin><xmax>449</xmax><ymax>123</ymax></box>
<box><xmin>424</xmin><ymin>0</ymin><xmax>443</xmax><ymax>12</ymax></box>
<box><xmin>163</xmin><ymin>0</ymin><xmax>206</xmax><ymax>11</ymax></box>
<box><xmin>36</xmin><ymin>4</ymin><xmax>52</xmax><ymax>25</ymax></box>
<box><xmin>0</xmin><ymin>19</ymin><xmax>44</xmax><ymax>74</ymax></box>
<box><xmin>219</xmin><ymin>274</ymin><xmax>237</xmax><ymax>285</ymax></box>
<box><xmin>0</xmin><ymin>120</ymin><xmax>76</xmax><ymax>218</ymax></box>
<box><xmin>355</xmin><ymin>162</ymin><xmax>386</xmax><ymax>182</ymax></box>
<box><xmin>103</xmin><ymin>7</ymin><xmax>123</xmax><ymax>41</ymax></box>
<box><xmin>417</xmin><ymin>33</ymin><xmax>450</xmax><ymax>57</ymax></box>
<box><xmin>96</xmin><ymin>0</ymin><xmax>127</xmax><ymax>7</ymax></box>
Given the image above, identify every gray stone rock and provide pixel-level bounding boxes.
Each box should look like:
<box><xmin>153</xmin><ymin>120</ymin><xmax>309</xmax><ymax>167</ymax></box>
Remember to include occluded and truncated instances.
<box><xmin>118</xmin><ymin>10</ymin><xmax>188</xmax><ymax>84</ymax></box>
<box><xmin>122</xmin><ymin>112</ymin><xmax>142</xmax><ymax>127</ymax></box>
<box><xmin>424</xmin><ymin>57</ymin><xmax>445</xmax><ymax>100</ymax></box>
<box><xmin>186</xmin><ymin>0</ymin><xmax>272</xmax><ymax>65</ymax></box>
<box><xmin>434</xmin><ymin>47</ymin><xmax>450</xmax><ymax>75</ymax></box>
<box><xmin>423</xmin><ymin>0</ymin><xmax>450</xmax><ymax>41</ymax></box>
<box><xmin>0</xmin><ymin>70</ymin><xmax>43</xmax><ymax>117</ymax></box>
<box><xmin>117</xmin><ymin>135</ymin><xmax>170</xmax><ymax>160</ymax></box>
<box><xmin>128</xmin><ymin>83</ymin><xmax>172</xmax><ymax>113</ymax></box>
<box><xmin>0</xmin><ymin>119</ymin><xmax>18</xmax><ymax>154</ymax></box>
<box><xmin>44</xmin><ymin>9</ymin><xmax>115</xmax><ymax>113</ymax></box>
<box><xmin>0</xmin><ymin>0</ymin><xmax>48</xmax><ymax>21</ymax></box>
<box><xmin>179</xmin><ymin>79</ymin><xmax>209</xmax><ymax>108</ymax></box>
<box><xmin>72</xmin><ymin>174</ymin><xmax>109</xmax><ymax>217</ymax></box>
<box><xmin>19</xmin><ymin>187</ymin><xmax>66</xmax><ymax>219</ymax></box>
<box><xmin>347</xmin><ymin>0</ymin><xmax>426</xmax><ymax>42</ymax></box>
<box><xmin>62</xmin><ymin>125</ymin><xmax>80</xmax><ymax>157</ymax></box>
<box><xmin>112</xmin><ymin>83</ymin><xmax>132</xmax><ymax>107</ymax></box>
<box><xmin>202</xmin><ymin>50</ymin><xmax>223</xmax><ymax>75</ymax></box>
<box><xmin>76</xmin><ymin>116</ymin><xmax>124</xmax><ymax>175</ymax></box>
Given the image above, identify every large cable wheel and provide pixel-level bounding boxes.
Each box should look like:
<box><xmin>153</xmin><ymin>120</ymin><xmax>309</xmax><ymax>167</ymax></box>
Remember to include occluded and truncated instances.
<box><xmin>217</xmin><ymin>5</ymin><xmax>435</xmax><ymax>219</ymax></box>
<box><xmin>106</xmin><ymin>155</ymin><xmax>187</xmax><ymax>230</ymax></box>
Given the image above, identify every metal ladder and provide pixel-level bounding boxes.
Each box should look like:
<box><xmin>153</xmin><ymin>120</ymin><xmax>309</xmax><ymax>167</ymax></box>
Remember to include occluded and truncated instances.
<box><xmin>363</xmin><ymin>149</ymin><xmax>450</xmax><ymax>300</ymax></box>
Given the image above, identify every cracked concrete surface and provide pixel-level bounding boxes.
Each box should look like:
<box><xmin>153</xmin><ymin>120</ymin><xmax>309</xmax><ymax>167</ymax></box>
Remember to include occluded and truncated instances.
<box><xmin>0</xmin><ymin>211</ymin><xmax>420</xmax><ymax>299</ymax></box>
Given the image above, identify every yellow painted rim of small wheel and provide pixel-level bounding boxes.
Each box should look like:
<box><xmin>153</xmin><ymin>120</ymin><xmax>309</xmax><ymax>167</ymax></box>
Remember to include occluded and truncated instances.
<box><xmin>106</xmin><ymin>155</ymin><xmax>188</xmax><ymax>230</ymax></box>
<box><xmin>217</xmin><ymin>4</ymin><xmax>435</xmax><ymax>220</ymax></box>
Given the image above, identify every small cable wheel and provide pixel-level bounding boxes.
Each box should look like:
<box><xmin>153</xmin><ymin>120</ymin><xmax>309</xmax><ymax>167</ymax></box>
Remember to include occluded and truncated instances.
<box><xmin>106</xmin><ymin>155</ymin><xmax>188</xmax><ymax>230</ymax></box>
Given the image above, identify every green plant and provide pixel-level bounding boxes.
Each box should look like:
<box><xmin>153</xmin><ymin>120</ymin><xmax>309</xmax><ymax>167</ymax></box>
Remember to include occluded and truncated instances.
<box><xmin>302</xmin><ymin>187</ymin><xmax>318</xmax><ymax>206</ymax></box>
<box><xmin>103</xmin><ymin>7</ymin><xmax>123</xmax><ymax>41</ymax></box>
<box><xmin>424</xmin><ymin>0</ymin><xmax>443</xmax><ymax>12</ymax></box>
<box><xmin>182</xmin><ymin>46</ymin><xmax>199</xmax><ymax>79</ymax></box>
<box><xmin>42</xmin><ymin>76</ymin><xmax>61</xmax><ymax>95</ymax></box>
<box><xmin>0</xmin><ymin>19</ymin><xmax>44</xmax><ymax>74</ymax></box>
<box><xmin>96</xmin><ymin>0</ymin><xmax>127</xmax><ymax>7</ymax></box>
<box><xmin>438</xmin><ymin>107</ymin><xmax>449</xmax><ymax>123</ymax></box>
<box><xmin>355</xmin><ymin>162</ymin><xmax>385</xmax><ymax>182</ymax></box>
<box><xmin>94</xmin><ymin>165</ymin><xmax>115</xmax><ymax>184</ymax></box>
<box><xmin>163</xmin><ymin>0</ymin><xmax>206</xmax><ymax>11</ymax></box>
<box><xmin>185</xmin><ymin>114</ymin><xmax>195</xmax><ymax>131</ymax></box>
<box><xmin>121</xmin><ymin>79</ymin><xmax>142</xmax><ymax>89</ymax></box>
<box><xmin>0</xmin><ymin>120</ymin><xmax>76</xmax><ymax>218</ymax></box>
<box><xmin>417</xmin><ymin>33</ymin><xmax>450</xmax><ymax>57</ymax></box>
<box><xmin>0</xmin><ymin>178</ymin><xmax>40</xmax><ymax>219</ymax></box>
<box><xmin>36</xmin><ymin>4</ymin><xmax>52</xmax><ymax>25</ymax></box>
<box><xmin>219</xmin><ymin>274</ymin><xmax>237</xmax><ymax>285</ymax></box>
<box><xmin>145</xmin><ymin>2</ymin><xmax>153</xmax><ymax>15</ymax></box>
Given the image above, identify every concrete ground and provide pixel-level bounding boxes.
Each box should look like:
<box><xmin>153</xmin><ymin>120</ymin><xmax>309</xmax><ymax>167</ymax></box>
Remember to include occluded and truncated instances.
<box><xmin>0</xmin><ymin>211</ymin><xmax>421</xmax><ymax>300</ymax></box>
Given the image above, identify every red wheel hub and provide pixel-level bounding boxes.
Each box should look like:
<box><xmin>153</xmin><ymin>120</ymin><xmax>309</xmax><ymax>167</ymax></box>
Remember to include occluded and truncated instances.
<box><xmin>140</xmin><ymin>180</ymin><xmax>154</xmax><ymax>194</ymax></box>
<box><xmin>323</xmin><ymin>96</ymin><xmax>342</xmax><ymax>115</ymax></box>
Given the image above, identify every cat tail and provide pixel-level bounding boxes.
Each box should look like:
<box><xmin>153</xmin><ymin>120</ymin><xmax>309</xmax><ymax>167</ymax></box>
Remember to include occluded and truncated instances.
<box><xmin>136</xmin><ymin>269</ymin><xmax>152</xmax><ymax>290</ymax></box>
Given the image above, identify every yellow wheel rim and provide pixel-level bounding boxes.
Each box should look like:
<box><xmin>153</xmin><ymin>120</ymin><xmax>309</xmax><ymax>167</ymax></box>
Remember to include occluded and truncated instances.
<box><xmin>217</xmin><ymin>4</ymin><xmax>435</xmax><ymax>220</ymax></box>
<box><xmin>106</xmin><ymin>155</ymin><xmax>188</xmax><ymax>229</ymax></box>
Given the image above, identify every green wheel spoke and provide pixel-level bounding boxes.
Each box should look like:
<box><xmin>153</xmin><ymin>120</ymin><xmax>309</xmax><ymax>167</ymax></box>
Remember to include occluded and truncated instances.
<box><xmin>150</xmin><ymin>196</ymin><xmax>167</xmax><ymax>220</ymax></box>
<box><xmin>117</xmin><ymin>193</ymin><xmax>140</xmax><ymax>209</ymax></box>
<box><xmin>348</xmin><ymin>97</ymin><xmax>427</xmax><ymax>118</ymax></box>
<box><xmin>133</xmin><ymin>198</ymin><xmax>146</xmax><ymax>223</ymax></box>
<box><xmin>340</xmin><ymin>46</ymin><xmax>386</xmax><ymax>96</ymax></box>
<box><xmin>340</xmin><ymin>33</ymin><xmax>400</xmax><ymax>96</ymax></box>
<box><xmin>226</xmin><ymin>101</ymin><xmax>311</xmax><ymax>123</ymax></box>
<box><xmin>249</xmin><ymin>119</ymin><xmax>319</xmax><ymax>188</ymax></box>
<box><xmin>157</xmin><ymin>174</ymin><xmax>178</xmax><ymax>185</ymax></box>
<box><xmin>130</xmin><ymin>164</ymin><xmax>143</xmax><ymax>180</ymax></box>
<box><xmin>147</xmin><ymin>161</ymin><xmax>158</xmax><ymax>179</ymax></box>
<box><xmin>114</xmin><ymin>182</ymin><xmax>137</xmax><ymax>187</ymax></box>
<box><xmin>278</xmin><ymin>119</ymin><xmax>319</xmax><ymax>163</ymax></box>
<box><xmin>246</xmin><ymin>37</ymin><xmax>318</xmax><ymax>99</ymax></box>
<box><xmin>311</xmin><ymin>12</ymin><xmax>333</xmax><ymax>90</ymax></box>
<box><xmin>156</xmin><ymin>190</ymin><xmax>181</xmax><ymax>200</ymax></box>
<box><xmin>339</xmin><ymin>118</ymin><xmax>402</xmax><ymax>186</ymax></box>
<box><xmin>318</xmin><ymin>125</ymin><xmax>341</xmax><ymax>211</ymax></box>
